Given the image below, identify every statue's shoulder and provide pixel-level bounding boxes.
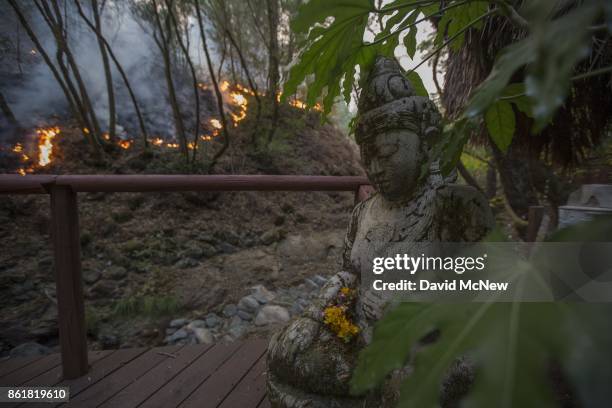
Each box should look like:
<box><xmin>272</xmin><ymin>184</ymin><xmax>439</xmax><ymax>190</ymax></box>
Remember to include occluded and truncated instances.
<box><xmin>433</xmin><ymin>183</ymin><xmax>494</xmax><ymax>241</ymax></box>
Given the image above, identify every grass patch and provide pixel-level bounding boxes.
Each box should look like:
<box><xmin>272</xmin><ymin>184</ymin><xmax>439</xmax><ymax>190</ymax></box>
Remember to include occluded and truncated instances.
<box><xmin>85</xmin><ymin>306</ymin><xmax>102</xmax><ymax>336</ymax></box>
<box><xmin>113</xmin><ymin>295</ymin><xmax>181</xmax><ymax>318</ymax></box>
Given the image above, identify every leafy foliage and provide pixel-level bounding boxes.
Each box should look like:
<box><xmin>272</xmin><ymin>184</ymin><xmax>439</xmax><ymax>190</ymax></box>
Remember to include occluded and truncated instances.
<box><xmin>466</xmin><ymin>1</ymin><xmax>600</xmax><ymax>129</ymax></box>
<box><xmin>286</xmin><ymin>0</ymin><xmax>610</xmax><ymax>175</ymax></box>
<box><xmin>351</xmin><ymin>217</ymin><xmax>612</xmax><ymax>407</ymax></box>
<box><xmin>484</xmin><ymin>101</ymin><xmax>514</xmax><ymax>152</ymax></box>
<box><xmin>435</xmin><ymin>1</ymin><xmax>489</xmax><ymax>50</ymax></box>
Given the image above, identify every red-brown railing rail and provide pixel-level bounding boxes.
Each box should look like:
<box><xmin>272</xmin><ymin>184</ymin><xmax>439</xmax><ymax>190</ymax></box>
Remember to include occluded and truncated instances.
<box><xmin>0</xmin><ymin>174</ymin><xmax>373</xmax><ymax>379</ymax></box>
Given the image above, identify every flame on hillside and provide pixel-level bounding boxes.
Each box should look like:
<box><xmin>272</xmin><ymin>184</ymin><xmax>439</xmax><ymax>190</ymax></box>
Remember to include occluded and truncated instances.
<box><xmin>37</xmin><ymin>127</ymin><xmax>59</xmax><ymax>166</ymax></box>
<box><xmin>9</xmin><ymin>126</ymin><xmax>60</xmax><ymax>175</ymax></box>
<box><xmin>7</xmin><ymin>81</ymin><xmax>320</xmax><ymax>174</ymax></box>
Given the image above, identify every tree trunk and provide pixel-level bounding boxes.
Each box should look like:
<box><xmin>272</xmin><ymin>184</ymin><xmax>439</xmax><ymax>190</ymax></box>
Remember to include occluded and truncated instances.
<box><xmin>0</xmin><ymin>91</ymin><xmax>21</xmax><ymax>129</ymax></box>
<box><xmin>166</xmin><ymin>0</ymin><xmax>201</xmax><ymax>164</ymax></box>
<box><xmin>40</xmin><ymin>0</ymin><xmax>104</xmax><ymax>147</ymax></box>
<box><xmin>266</xmin><ymin>0</ymin><xmax>280</xmax><ymax>145</ymax></box>
<box><xmin>74</xmin><ymin>0</ymin><xmax>149</xmax><ymax>147</ymax></box>
<box><xmin>151</xmin><ymin>0</ymin><xmax>188</xmax><ymax>160</ymax></box>
<box><xmin>8</xmin><ymin>0</ymin><xmax>101</xmax><ymax>158</ymax></box>
<box><xmin>225</xmin><ymin>28</ymin><xmax>262</xmax><ymax>144</ymax></box>
<box><xmin>91</xmin><ymin>0</ymin><xmax>116</xmax><ymax>142</ymax></box>
<box><xmin>194</xmin><ymin>0</ymin><xmax>231</xmax><ymax>173</ymax></box>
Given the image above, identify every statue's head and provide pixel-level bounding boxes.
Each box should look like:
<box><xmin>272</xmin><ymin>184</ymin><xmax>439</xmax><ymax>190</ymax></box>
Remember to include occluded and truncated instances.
<box><xmin>355</xmin><ymin>57</ymin><xmax>442</xmax><ymax>203</ymax></box>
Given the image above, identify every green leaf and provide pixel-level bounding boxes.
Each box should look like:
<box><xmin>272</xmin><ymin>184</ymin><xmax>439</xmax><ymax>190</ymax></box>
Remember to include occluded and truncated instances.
<box><xmin>501</xmin><ymin>83</ymin><xmax>534</xmax><ymax>118</ymax></box>
<box><xmin>283</xmin><ymin>0</ymin><xmax>374</xmax><ymax>114</ymax></box>
<box><xmin>485</xmin><ymin>101</ymin><xmax>515</xmax><ymax>152</ymax></box>
<box><xmin>435</xmin><ymin>1</ymin><xmax>489</xmax><ymax>49</ymax></box>
<box><xmin>466</xmin><ymin>1</ymin><xmax>600</xmax><ymax>129</ymax></box>
<box><xmin>284</xmin><ymin>0</ymin><xmax>428</xmax><ymax>116</ymax></box>
<box><xmin>401</xmin><ymin>12</ymin><xmax>419</xmax><ymax>59</ymax></box>
<box><xmin>523</xmin><ymin>3</ymin><xmax>598</xmax><ymax>129</ymax></box>
<box><xmin>466</xmin><ymin>40</ymin><xmax>535</xmax><ymax>118</ymax></box>
<box><xmin>352</xmin><ymin>300</ymin><xmax>612</xmax><ymax>408</ymax></box>
<box><xmin>406</xmin><ymin>71</ymin><xmax>427</xmax><ymax>97</ymax></box>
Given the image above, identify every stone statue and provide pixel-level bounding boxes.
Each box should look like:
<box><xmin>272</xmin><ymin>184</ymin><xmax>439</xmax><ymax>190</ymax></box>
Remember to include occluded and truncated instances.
<box><xmin>267</xmin><ymin>56</ymin><xmax>494</xmax><ymax>407</ymax></box>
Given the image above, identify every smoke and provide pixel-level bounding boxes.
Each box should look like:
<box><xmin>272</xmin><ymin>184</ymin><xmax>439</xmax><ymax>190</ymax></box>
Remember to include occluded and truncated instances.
<box><xmin>0</xmin><ymin>1</ymin><xmax>215</xmax><ymax>140</ymax></box>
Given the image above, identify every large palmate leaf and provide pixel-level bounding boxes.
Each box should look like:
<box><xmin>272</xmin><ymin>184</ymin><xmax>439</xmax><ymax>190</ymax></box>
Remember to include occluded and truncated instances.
<box><xmin>283</xmin><ymin>0</ymin><xmax>375</xmax><ymax>115</ymax></box>
<box><xmin>485</xmin><ymin>100</ymin><xmax>514</xmax><ymax>152</ymax></box>
<box><xmin>351</xmin><ymin>217</ymin><xmax>612</xmax><ymax>407</ymax></box>
<box><xmin>435</xmin><ymin>1</ymin><xmax>489</xmax><ymax>50</ymax></box>
<box><xmin>284</xmin><ymin>0</ymin><xmax>480</xmax><ymax>116</ymax></box>
<box><xmin>466</xmin><ymin>1</ymin><xmax>601</xmax><ymax>129</ymax></box>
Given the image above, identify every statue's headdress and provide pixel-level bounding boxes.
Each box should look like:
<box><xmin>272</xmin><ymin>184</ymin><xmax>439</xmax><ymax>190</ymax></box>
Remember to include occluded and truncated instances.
<box><xmin>355</xmin><ymin>57</ymin><xmax>441</xmax><ymax>145</ymax></box>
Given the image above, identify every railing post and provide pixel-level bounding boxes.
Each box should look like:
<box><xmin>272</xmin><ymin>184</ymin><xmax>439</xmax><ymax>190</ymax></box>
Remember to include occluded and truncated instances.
<box><xmin>49</xmin><ymin>184</ymin><xmax>88</xmax><ymax>379</ymax></box>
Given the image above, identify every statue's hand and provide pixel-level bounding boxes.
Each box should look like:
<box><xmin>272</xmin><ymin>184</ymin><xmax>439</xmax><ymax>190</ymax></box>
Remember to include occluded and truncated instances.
<box><xmin>267</xmin><ymin>271</ymin><xmax>358</xmax><ymax>396</ymax></box>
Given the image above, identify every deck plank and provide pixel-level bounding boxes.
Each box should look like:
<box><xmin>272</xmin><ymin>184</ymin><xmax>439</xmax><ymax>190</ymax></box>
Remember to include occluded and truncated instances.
<box><xmin>217</xmin><ymin>354</ymin><xmax>267</xmax><ymax>408</ymax></box>
<box><xmin>257</xmin><ymin>398</ymin><xmax>272</xmax><ymax>408</ymax></box>
<box><xmin>5</xmin><ymin>351</ymin><xmax>114</xmax><ymax>408</ymax></box>
<box><xmin>179</xmin><ymin>339</ymin><xmax>267</xmax><ymax>408</ymax></box>
<box><xmin>20</xmin><ymin>348</ymin><xmax>148</xmax><ymax>408</ymax></box>
<box><xmin>0</xmin><ymin>341</ymin><xmax>270</xmax><ymax>408</ymax></box>
<box><xmin>0</xmin><ymin>355</ymin><xmax>46</xmax><ymax>378</ymax></box>
<box><xmin>63</xmin><ymin>345</ymin><xmax>181</xmax><ymax>407</ymax></box>
<box><xmin>139</xmin><ymin>342</ymin><xmax>243</xmax><ymax>408</ymax></box>
<box><xmin>0</xmin><ymin>354</ymin><xmax>62</xmax><ymax>386</ymax></box>
<box><xmin>98</xmin><ymin>344</ymin><xmax>213</xmax><ymax>408</ymax></box>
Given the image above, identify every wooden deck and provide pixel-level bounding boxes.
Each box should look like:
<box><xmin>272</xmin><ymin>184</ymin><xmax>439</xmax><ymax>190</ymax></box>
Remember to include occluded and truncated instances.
<box><xmin>0</xmin><ymin>340</ymin><xmax>270</xmax><ymax>407</ymax></box>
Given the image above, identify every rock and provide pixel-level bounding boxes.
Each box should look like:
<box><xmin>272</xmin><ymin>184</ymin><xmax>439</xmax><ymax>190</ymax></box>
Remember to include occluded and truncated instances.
<box><xmin>88</xmin><ymin>280</ymin><xmax>116</xmax><ymax>298</ymax></box>
<box><xmin>166</xmin><ymin>328</ymin><xmax>188</xmax><ymax>344</ymax></box>
<box><xmin>227</xmin><ymin>316</ymin><xmax>247</xmax><ymax>339</ymax></box>
<box><xmin>9</xmin><ymin>342</ymin><xmax>51</xmax><ymax>358</ymax></box>
<box><xmin>187</xmin><ymin>320</ymin><xmax>207</xmax><ymax>330</ymax></box>
<box><xmin>180</xmin><ymin>245</ymin><xmax>205</xmax><ymax>260</ymax></box>
<box><xmin>278</xmin><ymin>232</ymin><xmax>343</xmax><ymax>270</ymax></box>
<box><xmin>0</xmin><ymin>269</ymin><xmax>26</xmax><ymax>285</ymax></box>
<box><xmin>169</xmin><ymin>318</ymin><xmax>189</xmax><ymax>328</ymax></box>
<box><xmin>175</xmin><ymin>258</ymin><xmax>199</xmax><ymax>269</ymax></box>
<box><xmin>11</xmin><ymin>281</ymin><xmax>34</xmax><ymax>296</ymax></box>
<box><xmin>238</xmin><ymin>295</ymin><xmax>260</xmax><ymax>313</ymax></box>
<box><xmin>312</xmin><ymin>275</ymin><xmax>328</xmax><ymax>286</ymax></box>
<box><xmin>141</xmin><ymin>328</ymin><xmax>159</xmax><ymax>338</ymax></box>
<box><xmin>237</xmin><ymin>310</ymin><xmax>253</xmax><ymax>321</ymax></box>
<box><xmin>222</xmin><ymin>304</ymin><xmax>237</xmax><ymax>317</ymax></box>
<box><xmin>121</xmin><ymin>239</ymin><xmax>144</xmax><ymax>253</ymax></box>
<box><xmin>217</xmin><ymin>243</ymin><xmax>238</xmax><ymax>254</ymax></box>
<box><xmin>254</xmin><ymin>305</ymin><xmax>290</xmax><ymax>326</ymax></box>
<box><xmin>304</xmin><ymin>278</ymin><xmax>319</xmax><ymax>291</ymax></box>
<box><xmin>98</xmin><ymin>334</ymin><xmax>119</xmax><ymax>349</ymax></box>
<box><xmin>222</xmin><ymin>248</ymin><xmax>279</xmax><ymax>280</ymax></box>
<box><xmin>103</xmin><ymin>265</ymin><xmax>127</xmax><ymax>280</ymax></box>
<box><xmin>205</xmin><ymin>313</ymin><xmax>221</xmax><ymax>328</ymax></box>
<box><xmin>260</xmin><ymin>229</ymin><xmax>281</xmax><ymax>245</ymax></box>
<box><xmin>251</xmin><ymin>285</ymin><xmax>275</xmax><ymax>304</ymax></box>
<box><xmin>83</xmin><ymin>269</ymin><xmax>101</xmax><ymax>285</ymax></box>
<box><xmin>193</xmin><ymin>328</ymin><xmax>214</xmax><ymax>344</ymax></box>
<box><xmin>200</xmin><ymin>243</ymin><xmax>218</xmax><ymax>258</ymax></box>
<box><xmin>215</xmin><ymin>230</ymin><xmax>242</xmax><ymax>247</ymax></box>
<box><xmin>290</xmin><ymin>303</ymin><xmax>304</xmax><ymax>316</ymax></box>
<box><xmin>166</xmin><ymin>328</ymin><xmax>177</xmax><ymax>335</ymax></box>
<box><xmin>38</xmin><ymin>256</ymin><xmax>53</xmax><ymax>270</ymax></box>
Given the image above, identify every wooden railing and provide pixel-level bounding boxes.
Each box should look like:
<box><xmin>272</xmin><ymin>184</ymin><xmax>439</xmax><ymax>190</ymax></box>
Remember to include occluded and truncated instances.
<box><xmin>0</xmin><ymin>174</ymin><xmax>373</xmax><ymax>379</ymax></box>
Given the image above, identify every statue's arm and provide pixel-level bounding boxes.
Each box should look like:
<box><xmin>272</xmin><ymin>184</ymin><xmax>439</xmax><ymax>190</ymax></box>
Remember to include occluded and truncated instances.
<box><xmin>303</xmin><ymin>200</ymin><xmax>367</xmax><ymax>321</ymax></box>
<box><xmin>437</xmin><ymin>184</ymin><xmax>494</xmax><ymax>241</ymax></box>
<box><xmin>341</xmin><ymin>199</ymin><xmax>367</xmax><ymax>272</ymax></box>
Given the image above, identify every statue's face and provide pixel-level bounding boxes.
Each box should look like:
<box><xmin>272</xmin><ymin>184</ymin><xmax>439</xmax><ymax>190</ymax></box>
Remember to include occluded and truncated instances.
<box><xmin>360</xmin><ymin>130</ymin><xmax>423</xmax><ymax>202</ymax></box>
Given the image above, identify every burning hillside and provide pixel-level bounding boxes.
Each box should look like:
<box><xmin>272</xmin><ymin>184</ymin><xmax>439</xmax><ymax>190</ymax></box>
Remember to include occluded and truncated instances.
<box><xmin>3</xmin><ymin>81</ymin><xmax>320</xmax><ymax>175</ymax></box>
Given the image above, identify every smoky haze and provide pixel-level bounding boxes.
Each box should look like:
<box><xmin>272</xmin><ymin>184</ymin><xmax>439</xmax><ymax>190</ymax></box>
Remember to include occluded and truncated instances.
<box><xmin>0</xmin><ymin>1</ymin><xmax>216</xmax><ymax>139</ymax></box>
